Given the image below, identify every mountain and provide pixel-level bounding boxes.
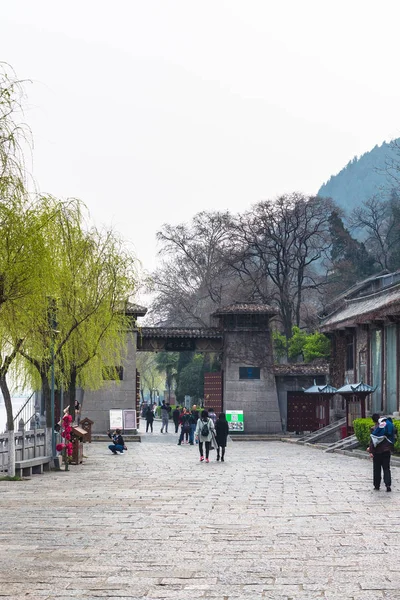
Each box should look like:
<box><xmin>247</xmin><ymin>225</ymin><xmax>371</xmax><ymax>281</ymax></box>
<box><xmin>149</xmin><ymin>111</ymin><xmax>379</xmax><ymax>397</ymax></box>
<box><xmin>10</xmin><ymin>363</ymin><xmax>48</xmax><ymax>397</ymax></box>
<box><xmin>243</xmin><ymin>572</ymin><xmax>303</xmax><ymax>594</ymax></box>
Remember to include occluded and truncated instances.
<box><xmin>317</xmin><ymin>140</ymin><xmax>400</xmax><ymax>215</ymax></box>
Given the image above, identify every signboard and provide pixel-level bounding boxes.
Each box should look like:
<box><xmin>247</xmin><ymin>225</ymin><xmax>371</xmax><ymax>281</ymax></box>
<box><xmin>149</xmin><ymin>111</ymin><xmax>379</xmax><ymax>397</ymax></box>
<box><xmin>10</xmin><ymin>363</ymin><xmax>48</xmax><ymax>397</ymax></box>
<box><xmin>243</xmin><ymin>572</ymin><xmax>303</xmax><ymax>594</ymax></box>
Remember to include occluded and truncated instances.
<box><xmin>123</xmin><ymin>409</ymin><xmax>137</xmax><ymax>430</ymax></box>
<box><xmin>226</xmin><ymin>410</ymin><xmax>244</xmax><ymax>432</ymax></box>
<box><xmin>109</xmin><ymin>409</ymin><xmax>123</xmax><ymax>430</ymax></box>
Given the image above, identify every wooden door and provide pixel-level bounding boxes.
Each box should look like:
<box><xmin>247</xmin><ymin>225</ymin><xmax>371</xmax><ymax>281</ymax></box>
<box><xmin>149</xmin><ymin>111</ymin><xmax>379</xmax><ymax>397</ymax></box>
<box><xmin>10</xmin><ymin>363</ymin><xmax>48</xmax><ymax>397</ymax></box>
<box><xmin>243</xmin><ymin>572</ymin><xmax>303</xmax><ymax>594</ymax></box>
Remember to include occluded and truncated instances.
<box><xmin>204</xmin><ymin>372</ymin><xmax>223</xmax><ymax>414</ymax></box>
<box><xmin>287</xmin><ymin>392</ymin><xmax>318</xmax><ymax>433</ymax></box>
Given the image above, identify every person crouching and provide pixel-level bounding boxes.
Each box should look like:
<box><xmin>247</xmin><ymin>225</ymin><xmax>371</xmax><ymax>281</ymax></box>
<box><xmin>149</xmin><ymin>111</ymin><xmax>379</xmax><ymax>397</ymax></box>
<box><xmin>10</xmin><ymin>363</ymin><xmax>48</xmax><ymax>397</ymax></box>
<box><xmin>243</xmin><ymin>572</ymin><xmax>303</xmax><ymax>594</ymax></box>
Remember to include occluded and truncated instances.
<box><xmin>107</xmin><ymin>429</ymin><xmax>125</xmax><ymax>454</ymax></box>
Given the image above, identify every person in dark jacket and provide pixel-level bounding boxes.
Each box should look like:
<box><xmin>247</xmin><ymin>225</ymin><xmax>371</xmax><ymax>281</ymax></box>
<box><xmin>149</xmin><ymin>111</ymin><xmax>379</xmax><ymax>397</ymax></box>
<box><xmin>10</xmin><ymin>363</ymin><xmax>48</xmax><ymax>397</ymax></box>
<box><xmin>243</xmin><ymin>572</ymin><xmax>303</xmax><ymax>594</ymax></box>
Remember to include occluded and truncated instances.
<box><xmin>190</xmin><ymin>405</ymin><xmax>199</xmax><ymax>444</ymax></box>
<box><xmin>367</xmin><ymin>416</ymin><xmax>395</xmax><ymax>491</ymax></box>
<box><xmin>145</xmin><ymin>406</ymin><xmax>154</xmax><ymax>433</ymax></box>
<box><xmin>107</xmin><ymin>429</ymin><xmax>125</xmax><ymax>454</ymax></box>
<box><xmin>172</xmin><ymin>406</ymin><xmax>181</xmax><ymax>433</ymax></box>
<box><xmin>215</xmin><ymin>412</ymin><xmax>230</xmax><ymax>462</ymax></box>
<box><xmin>177</xmin><ymin>408</ymin><xmax>191</xmax><ymax>445</ymax></box>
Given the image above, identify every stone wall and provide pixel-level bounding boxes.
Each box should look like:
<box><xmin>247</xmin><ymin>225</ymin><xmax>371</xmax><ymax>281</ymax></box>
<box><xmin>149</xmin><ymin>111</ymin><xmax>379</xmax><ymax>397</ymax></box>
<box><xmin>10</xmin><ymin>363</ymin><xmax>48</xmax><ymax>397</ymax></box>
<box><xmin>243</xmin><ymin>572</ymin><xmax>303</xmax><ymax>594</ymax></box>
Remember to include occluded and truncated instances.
<box><xmin>81</xmin><ymin>334</ymin><xmax>138</xmax><ymax>434</ymax></box>
<box><xmin>222</xmin><ymin>329</ymin><xmax>282</xmax><ymax>433</ymax></box>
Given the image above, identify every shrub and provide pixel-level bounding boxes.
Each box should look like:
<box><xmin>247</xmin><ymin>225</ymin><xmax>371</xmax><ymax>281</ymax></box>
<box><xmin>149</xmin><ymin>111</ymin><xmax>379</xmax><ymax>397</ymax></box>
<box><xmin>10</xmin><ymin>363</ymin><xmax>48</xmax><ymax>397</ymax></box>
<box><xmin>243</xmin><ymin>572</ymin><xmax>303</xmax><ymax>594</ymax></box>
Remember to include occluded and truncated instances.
<box><xmin>353</xmin><ymin>418</ymin><xmax>374</xmax><ymax>449</ymax></box>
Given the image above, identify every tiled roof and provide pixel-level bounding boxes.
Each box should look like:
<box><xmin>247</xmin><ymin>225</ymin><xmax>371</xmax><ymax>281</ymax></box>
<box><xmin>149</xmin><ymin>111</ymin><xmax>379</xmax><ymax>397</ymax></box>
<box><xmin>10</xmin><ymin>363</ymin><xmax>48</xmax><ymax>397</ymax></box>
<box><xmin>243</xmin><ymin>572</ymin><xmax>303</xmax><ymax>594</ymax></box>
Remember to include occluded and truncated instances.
<box><xmin>126</xmin><ymin>302</ymin><xmax>147</xmax><ymax>316</ymax></box>
<box><xmin>336</xmin><ymin>382</ymin><xmax>376</xmax><ymax>394</ymax></box>
<box><xmin>212</xmin><ymin>302</ymin><xmax>276</xmax><ymax>316</ymax></box>
<box><xmin>273</xmin><ymin>362</ymin><xmax>329</xmax><ymax>376</ymax></box>
<box><xmin>303</xmin><ymin>383</ymin><xmax>337</xmax><ymax>394</ymax></box>
<box><xmin>320</xmin><ymin>283</ymin><xmax>400</xmax><ymax>330</ymax></box>
<box><xmin>140</xmin><ymin>327</ymin><xmax>223</xmax><ymax>339</ymax></box>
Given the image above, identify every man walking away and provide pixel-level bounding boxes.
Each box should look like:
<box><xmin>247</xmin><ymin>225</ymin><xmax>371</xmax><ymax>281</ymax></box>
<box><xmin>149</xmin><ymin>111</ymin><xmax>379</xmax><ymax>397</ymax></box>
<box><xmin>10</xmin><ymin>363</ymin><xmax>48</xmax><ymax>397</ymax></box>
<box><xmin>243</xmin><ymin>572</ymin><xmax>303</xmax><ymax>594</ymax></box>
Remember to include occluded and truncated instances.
<box><xmin>368</xmin><ymin>416</ymin><xmax>395</xmax><ymax>492</ymax></box>
<box><xmin>190</xmin><ymin>405</ymin><xmax>199</xmax><ymax>444</ymax></box>
<box><xmin>145</xmin><ymin>405</ymin><xmax>154</xmax><ymax>433</ymax></box>
<box><xmin>172</xmin><ymin>406</ymin><xmax>181</xmax><ymax>433</ymax></box>
<box><xmin>160</xmin><ymin>400</ymin><xmax>171</xmax><ymax>433</ymax></box>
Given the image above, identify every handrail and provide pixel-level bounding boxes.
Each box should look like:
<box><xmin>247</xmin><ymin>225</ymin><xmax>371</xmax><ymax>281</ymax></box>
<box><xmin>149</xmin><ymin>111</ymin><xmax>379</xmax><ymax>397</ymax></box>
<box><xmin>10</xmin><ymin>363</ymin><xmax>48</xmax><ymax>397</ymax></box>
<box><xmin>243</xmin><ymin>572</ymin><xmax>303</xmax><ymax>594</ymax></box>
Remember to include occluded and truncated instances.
<box><xmin>13</xmin><ymin>392</ymin><xmax>36</xmax><ymax>429</ymax></box>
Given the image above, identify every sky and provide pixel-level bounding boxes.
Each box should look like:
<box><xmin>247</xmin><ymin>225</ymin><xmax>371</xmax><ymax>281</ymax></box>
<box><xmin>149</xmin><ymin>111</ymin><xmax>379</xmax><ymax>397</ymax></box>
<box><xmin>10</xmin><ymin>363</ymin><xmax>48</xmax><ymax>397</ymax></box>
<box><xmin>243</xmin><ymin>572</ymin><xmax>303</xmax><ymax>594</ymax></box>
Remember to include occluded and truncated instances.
<box><xmin>2</xmin><ymin>0</ymin><xmax>400</xmax><ymax>278</ymax></box>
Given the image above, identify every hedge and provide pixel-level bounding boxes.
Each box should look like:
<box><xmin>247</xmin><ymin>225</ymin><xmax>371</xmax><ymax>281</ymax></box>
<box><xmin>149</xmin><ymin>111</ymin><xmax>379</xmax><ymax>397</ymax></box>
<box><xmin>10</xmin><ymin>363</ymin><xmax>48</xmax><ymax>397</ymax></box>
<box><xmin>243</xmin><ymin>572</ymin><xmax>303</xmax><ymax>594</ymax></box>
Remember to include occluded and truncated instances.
<box><xmin>353</xmin><ymin>418</ymin><xmax>400</xmax><ymax>453</ymax></box>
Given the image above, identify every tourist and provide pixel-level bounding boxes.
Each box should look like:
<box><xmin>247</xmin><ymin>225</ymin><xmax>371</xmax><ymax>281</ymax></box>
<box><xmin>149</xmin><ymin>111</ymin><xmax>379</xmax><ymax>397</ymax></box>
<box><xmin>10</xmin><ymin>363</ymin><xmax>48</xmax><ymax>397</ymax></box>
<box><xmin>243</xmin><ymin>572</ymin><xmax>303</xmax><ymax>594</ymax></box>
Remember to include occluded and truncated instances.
<box><xmin>107</xmin><ymin>428</ymin><xmax>126</xmax><ymax>454</ymax></box>
<box><xmin>172</xmin><ymin>405</ymin><xmax>181</xmax><ymax>433</ymax></box>
<box><xmin>367</xmin><ymin>416</ymin><xmax>395</xmax><ymax>491</ymax></box>
<box><xmin>208</xmin><ymin>407</ymin><xmax>217</xmax><ymax>425</ymax></box>
<box><xmin>145</xmin><ymin>405</ymin><xmax>154</xmax><ymax>433</ymax></box>
<box><xmin>195</xmin><ymin>409</ymin><xmax>215</xmax><ymax>463</ymax></box>
<box><xmin>74</xmin><ymin>399</ymin><xmax>81</xmax><ymax>424</ymax></box>
<box><xmin>190</xmin><ymin>404</ymin><xmax>199</xmax><ymax>444</ymax></box>
<box><xmin>160</xmin><ymin>400</ymin><xmax>171</xmax><ymax>433</ymax></box>
<box><xmin>215</xmin><ymin>412</ymin><xmax>229</xmax><ymax>462</ymax></box>
<box><xmin>177</xmin><ymin>408</ymin><xmax>191</xmax><ymax>445</ymax></box>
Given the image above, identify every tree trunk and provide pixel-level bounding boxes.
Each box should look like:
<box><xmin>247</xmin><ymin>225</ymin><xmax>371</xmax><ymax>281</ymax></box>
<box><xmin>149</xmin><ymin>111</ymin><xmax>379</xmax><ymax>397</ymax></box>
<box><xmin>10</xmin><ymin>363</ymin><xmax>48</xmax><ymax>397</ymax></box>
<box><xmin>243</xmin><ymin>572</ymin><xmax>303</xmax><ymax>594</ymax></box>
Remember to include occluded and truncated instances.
<box><xmin>41</xmin><ymin>371</ymin><xmax>51</xmax><ymax>428</ymax></box>
<box><xmin>68</xmin><ymin>367</ymin><xmax>77</xmax><ymax>417</ymax></box>
<box><xmin>1</xmin><ymin>377</ymin><xmax>15</xmax><ymax>477</ymax></box>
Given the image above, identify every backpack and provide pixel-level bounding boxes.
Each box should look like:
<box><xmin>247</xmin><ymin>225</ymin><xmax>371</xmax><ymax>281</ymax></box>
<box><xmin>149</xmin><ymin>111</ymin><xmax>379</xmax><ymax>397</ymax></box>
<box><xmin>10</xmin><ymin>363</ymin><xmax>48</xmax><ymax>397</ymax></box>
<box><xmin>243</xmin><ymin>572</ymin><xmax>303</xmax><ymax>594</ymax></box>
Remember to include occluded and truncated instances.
<box><xmin>201</xmin><ymin>420</ymin><xmax>209</xmax><ymax>437</ymax></box>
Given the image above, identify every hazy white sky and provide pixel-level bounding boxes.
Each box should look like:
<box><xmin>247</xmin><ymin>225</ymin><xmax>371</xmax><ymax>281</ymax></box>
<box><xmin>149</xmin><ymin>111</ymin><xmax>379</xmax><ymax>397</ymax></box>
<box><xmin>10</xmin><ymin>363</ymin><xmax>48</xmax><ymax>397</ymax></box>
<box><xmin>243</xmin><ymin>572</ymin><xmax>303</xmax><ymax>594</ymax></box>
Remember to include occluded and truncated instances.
<box><xmin>2</xmin><ymin>0</ymin><xmax>400</xmax><ymax>274</ymax></box>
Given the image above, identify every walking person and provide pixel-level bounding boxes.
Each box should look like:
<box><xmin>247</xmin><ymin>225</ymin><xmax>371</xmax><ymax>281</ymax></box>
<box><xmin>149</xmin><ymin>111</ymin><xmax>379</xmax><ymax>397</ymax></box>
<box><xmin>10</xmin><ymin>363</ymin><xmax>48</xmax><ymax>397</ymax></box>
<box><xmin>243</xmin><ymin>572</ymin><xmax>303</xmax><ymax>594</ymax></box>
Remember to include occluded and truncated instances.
<box><xmin>195</xmin><ymin>409</ymin><xmax>215</xmax><ymax>463</ymax></box>
<box><xmin>368</xmin><ymin>416</ymin><xmax>395</xmax><ymax>492</ymax></box>
<box><xmin>190</xmin><ymin>404</ymin><xmax>199</xmax><ymax>444</ymax></box>
<box><xmin>215</xmin><ymin>412</ymin><xmax>230</xmax><ymax>462</ymax></box>
<box><xmin>177</xmin><ymin>408</ymin><xmax>191</xmax><ymax>445</ymax></box>
<box><xmin>160</xmin><ymin>400</ymin><xmax>171</xmax><ymax>433</ymax></box>
<box><xmin>145</xmin><ymin>405</ymin><xmax>154</xmax><ymax>433</ymax></box>
<box><xmin>172</xmin><ymin>405</ymin><xmax>181</xmax><ymax>433</ymax></box>
<box><xmin>208</xmin><ymin>407</ymin><xmax>217</xmax><ymax>426</ymax></box>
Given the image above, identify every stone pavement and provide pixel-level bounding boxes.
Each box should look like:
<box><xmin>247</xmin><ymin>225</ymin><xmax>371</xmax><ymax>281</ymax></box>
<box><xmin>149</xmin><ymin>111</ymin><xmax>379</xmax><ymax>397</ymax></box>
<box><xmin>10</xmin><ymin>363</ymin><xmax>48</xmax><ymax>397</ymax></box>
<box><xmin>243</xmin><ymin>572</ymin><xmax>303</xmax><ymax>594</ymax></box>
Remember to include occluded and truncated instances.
<box><xmin>1</xmin><ymin>420</ymin><xmax>400</xmax><ymax>600</ymax></box>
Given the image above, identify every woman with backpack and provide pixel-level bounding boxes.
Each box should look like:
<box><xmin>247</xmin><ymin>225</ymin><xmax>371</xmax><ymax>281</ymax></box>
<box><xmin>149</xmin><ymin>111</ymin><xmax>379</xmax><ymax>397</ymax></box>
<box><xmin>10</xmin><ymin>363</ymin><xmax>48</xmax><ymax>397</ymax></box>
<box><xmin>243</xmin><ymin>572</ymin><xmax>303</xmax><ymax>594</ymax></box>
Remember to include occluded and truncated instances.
<box><xmin>195</xmin><ymin>409</ymin><xmax>215</xmax><ymax>463</ymax></box>
<box><xmin>215</xmin><ymin>412</ymin><xmax>229</xmax><ymax>462</ymax></box>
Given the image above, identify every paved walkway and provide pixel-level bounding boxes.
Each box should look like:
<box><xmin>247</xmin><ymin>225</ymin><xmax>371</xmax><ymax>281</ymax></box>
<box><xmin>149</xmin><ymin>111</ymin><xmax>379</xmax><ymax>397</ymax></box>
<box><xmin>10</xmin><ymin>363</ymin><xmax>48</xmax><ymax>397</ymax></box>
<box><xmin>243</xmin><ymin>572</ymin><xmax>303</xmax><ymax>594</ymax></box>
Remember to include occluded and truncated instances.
<box><xmin>1</xmin><ymin>420</ymin><xmax>400</xmax><ymax>600</ymax></box>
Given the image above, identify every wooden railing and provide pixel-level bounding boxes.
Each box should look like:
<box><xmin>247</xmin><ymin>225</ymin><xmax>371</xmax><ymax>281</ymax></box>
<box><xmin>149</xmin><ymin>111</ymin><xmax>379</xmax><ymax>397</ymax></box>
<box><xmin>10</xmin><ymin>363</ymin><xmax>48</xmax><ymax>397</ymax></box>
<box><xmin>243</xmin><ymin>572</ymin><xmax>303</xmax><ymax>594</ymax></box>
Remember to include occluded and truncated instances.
<box><xmin>0</xmin><ymin>429</ymin><xmax>47</xmax><ymax>473</ymax></box>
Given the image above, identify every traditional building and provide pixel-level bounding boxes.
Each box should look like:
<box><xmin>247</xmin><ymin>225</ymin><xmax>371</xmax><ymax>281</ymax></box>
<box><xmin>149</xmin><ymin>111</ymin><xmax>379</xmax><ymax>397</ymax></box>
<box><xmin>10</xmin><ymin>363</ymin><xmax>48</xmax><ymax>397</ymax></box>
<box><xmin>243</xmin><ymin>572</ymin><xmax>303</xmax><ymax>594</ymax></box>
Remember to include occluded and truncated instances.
<box><xmin>320</xmin><ymin>271</ymin><xmax>400</xmax><ymax>416</ymax></box>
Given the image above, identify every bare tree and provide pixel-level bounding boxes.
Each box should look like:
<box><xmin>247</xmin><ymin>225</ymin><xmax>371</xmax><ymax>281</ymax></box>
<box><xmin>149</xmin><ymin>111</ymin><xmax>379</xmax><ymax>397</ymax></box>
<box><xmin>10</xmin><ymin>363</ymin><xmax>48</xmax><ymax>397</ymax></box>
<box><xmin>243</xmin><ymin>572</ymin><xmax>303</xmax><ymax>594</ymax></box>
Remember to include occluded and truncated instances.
<box><xmin>227</xmin><ymin>193</ymin><xmax>337</xmax><ymax>338</ymax></box>
<box><xmin>152</xmin><ymin>211</ymin><xmax>242</xmax><ymax>326</ymax></box>
<box><xmin>349</xmin><ymin>194</ymin><xmax>400</xmax><ymax>271</ymax></box>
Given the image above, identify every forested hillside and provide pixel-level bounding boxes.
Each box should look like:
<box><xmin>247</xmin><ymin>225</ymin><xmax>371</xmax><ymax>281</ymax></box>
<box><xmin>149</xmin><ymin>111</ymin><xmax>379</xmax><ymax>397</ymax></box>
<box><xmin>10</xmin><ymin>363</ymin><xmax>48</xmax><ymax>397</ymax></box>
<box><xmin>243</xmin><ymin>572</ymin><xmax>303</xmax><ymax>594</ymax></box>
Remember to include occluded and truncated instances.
<box><xmin>317</xmin><ymin>140</ymin><xmax>400</xmax><ymax>214</ymax></box>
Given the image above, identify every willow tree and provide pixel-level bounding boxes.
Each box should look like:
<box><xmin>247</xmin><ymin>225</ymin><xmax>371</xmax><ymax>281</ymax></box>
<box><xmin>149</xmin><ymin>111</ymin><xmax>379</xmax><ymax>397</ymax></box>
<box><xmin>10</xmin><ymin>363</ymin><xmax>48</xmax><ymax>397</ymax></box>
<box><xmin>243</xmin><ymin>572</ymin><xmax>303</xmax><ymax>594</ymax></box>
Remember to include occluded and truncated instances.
<box><xmin>0</xmin><ymin>65</ymin><xmax>50</xmax><ymax>476</ymax></box>
<box><xmin>19</xmin><ymin>198</ymin><xmax>138</xmax><ymax>430</ymax></box>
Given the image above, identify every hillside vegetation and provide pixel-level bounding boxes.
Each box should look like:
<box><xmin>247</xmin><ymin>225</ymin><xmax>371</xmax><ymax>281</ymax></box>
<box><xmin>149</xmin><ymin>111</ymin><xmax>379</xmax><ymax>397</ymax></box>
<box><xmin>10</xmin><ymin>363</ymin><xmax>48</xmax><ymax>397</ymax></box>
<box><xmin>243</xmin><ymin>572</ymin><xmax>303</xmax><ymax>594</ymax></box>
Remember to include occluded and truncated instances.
<box><xmin>318</xmin><ymin>140</ymin><xmax>400</xmax><ymax>214</ymax></box>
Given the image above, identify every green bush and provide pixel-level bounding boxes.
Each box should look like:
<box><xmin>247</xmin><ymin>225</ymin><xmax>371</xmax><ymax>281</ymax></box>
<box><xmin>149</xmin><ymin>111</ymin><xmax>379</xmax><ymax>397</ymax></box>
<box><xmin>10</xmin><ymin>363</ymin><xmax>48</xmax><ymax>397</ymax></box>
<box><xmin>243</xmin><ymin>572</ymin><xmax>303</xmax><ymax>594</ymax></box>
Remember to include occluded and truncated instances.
<box><xmin>354</xmin><ymin>418</ymin><xmax>400</xmax><ymax>453</ymax></box>
<box><xmin>353</xmin><ymin>418</ymin><xmax>374</xmax><ymax>449</ymax></box>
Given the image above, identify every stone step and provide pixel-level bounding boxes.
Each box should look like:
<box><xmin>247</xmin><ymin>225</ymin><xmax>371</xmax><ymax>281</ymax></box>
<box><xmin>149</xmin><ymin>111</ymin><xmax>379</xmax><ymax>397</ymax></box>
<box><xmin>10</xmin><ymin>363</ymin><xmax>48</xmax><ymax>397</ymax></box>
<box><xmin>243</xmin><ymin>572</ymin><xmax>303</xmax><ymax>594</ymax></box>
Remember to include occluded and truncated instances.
<box><xmin>91</xmin><ymin>433</ymin><xmax>141</xmax><ymax>442</ymax></box>
<box><xmin>230</xmin><ymin>434</ymin><xmax>291</xmax><ymax>442</ymax></box>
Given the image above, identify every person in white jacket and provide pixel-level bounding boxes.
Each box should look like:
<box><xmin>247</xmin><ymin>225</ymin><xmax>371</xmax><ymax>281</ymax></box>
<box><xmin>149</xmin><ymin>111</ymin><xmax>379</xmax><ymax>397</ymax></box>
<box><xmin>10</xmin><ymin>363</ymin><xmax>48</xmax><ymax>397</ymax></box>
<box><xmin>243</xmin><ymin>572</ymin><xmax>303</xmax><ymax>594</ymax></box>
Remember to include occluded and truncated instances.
<box><xmin>195</xmin><ymin>409</ymin><xmax>216</xmax><ymax>463</ymax></box>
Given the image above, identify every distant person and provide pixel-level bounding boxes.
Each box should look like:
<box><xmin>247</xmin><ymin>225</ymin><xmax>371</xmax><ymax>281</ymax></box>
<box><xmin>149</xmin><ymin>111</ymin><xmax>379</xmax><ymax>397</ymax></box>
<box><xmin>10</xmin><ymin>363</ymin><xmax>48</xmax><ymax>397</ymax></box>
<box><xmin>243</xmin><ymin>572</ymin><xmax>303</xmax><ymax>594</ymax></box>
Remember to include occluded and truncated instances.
<box><xmin>367</xmin><ymin>416</ymin><xmax>395</xmax><ymax>491</ymax></box>
<box><xmin>145</xmin><ymin>405</ymin><xmax>154</xmax><ymax>433</ymax></box>
<box><xmin>172</xmin><ymin>406</ymin><xmax>181</xmax><ymax>433</ymax></box>
<box><xmin>177</xmin><ymin>408</ymin><xmax>191</xmax><ymax>445</ymax></box>
<box><xmin>208</xmin><ymin>408</ymin><xmax>217</xmax><ymax>425</ymax></box>
<box><xmin>215</xmin><ymin>412</ymin><xmax>230</xmax><ymax>462</ymax></box>
<box><xmin>195</xmin><ymin>409</ymin><xmax>215</xmax><ymax>463</ymax></box>
<box><xmin>107</xmin><ymin>429</ymin><xmax>126</xmax><ymax>454</ymax></box>
<box><xmin>160</xmin><ymin>401</ymin><xmax>171</xmax><ymax>433</ymax></box>
<box><xmin>190</xmin><ymin>404</ymin><xmax>199</xmax><ymax>444</ymax></box>
<box><xmin>74</xmin><ymin>400</ymin><xmax>81</xmax><ymax>424</ymax></box>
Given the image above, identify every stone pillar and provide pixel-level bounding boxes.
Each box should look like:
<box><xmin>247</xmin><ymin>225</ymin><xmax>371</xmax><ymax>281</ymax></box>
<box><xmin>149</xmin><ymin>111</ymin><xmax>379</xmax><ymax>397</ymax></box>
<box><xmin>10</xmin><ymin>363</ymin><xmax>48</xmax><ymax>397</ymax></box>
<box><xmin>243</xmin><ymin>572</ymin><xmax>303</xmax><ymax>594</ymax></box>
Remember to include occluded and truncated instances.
<box><xmin>212</xmin><ymin>304</ymin><xmax>282</xmax><ymax>434</ymax></box>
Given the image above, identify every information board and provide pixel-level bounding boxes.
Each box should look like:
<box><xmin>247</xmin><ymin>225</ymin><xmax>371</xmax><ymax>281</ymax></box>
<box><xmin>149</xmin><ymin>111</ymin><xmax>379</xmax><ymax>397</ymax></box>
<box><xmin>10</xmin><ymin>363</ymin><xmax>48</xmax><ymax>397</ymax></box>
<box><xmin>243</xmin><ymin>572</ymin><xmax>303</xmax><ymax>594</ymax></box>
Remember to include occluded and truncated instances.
<box><xmin>123</xmin><ymin>409</ymin><xmax>137</xmax><ymax>430</ymax></box>
<box><xmin>109</xmin><ymin>409</ymin><xmax>123</xmax><ymax>430</ymax></box>
<box><xmin>226</xmin><ymin>410</ymin><xmax>244</xmax><ymax>431</ymax></box>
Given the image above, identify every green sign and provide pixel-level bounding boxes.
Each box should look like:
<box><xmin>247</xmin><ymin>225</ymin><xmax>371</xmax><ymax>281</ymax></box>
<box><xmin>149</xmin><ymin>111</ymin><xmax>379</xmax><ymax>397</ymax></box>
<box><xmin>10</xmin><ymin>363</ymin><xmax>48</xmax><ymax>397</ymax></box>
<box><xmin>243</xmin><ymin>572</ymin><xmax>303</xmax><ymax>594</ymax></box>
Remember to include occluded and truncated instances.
<box><xmin>226</xmin><ymin>410</ymin><xmax>244</xmax><ymax>432</ymax></box>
